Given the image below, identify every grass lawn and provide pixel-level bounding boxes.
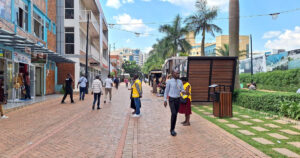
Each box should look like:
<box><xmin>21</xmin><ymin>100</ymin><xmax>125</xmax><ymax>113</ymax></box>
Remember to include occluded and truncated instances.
<box><xmin>192</xmin><ymin>105</ymin><xmax>300</xmax><ymax>158</ymax></box>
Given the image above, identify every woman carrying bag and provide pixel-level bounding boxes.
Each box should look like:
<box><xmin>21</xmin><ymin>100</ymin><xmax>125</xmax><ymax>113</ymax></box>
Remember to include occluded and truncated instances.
<box><xmin>178</xmin><ymin>77</ymin><xmax>192</xmax><ymax>126</ymax></box>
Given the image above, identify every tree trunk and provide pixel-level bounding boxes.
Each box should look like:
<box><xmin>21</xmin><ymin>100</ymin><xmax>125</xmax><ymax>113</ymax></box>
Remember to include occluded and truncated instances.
<box><xmin>201</xmin><ymin>26</ymin><xmax>205</xmax><ymax>56</ymax></box>
<box><xmin>229</xmin><ymin>0</ymin><xmax>240</xmax><ymax>89</ymax></box>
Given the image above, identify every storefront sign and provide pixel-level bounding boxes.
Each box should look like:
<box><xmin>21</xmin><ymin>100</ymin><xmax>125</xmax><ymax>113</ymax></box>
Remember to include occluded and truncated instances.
<box><xmin>25</xmin><ymin>47</ymin><xmax>31</xmax><ymax>54</ymax></box>
<box><xmin>31</xmin><ymin>53</ymin><xmax>47</xmax><ymax>64</ymax></box>
<box><xmin>14</xmin><ymin>52</ymin><xmax>31</xmax><ymax>64</ymax></box>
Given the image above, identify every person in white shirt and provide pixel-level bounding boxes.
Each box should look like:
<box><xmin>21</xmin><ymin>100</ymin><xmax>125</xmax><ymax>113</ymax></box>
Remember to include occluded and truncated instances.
<box><xmin>92</xmin><ymin>75</ymin><xmax>103</xmax><ymax>110</ymax></box>
<box><xmin>77</xmin><ymin>74</ymin><xmax>88</xmax><ymax>101</ymax></box>
<box><xmin>104</xmin><ymin>75</ymin><xmax>113</xmax><ymax>103</ymax></box>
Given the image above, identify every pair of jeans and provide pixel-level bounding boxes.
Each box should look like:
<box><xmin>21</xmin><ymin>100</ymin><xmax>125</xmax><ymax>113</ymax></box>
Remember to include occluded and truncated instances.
<box><xmin>79</xmin><ymin>87</ymin><xmax>86</xmax><ymax>100</ymax></box>
<box><xmin>133</xmin><ymin>97</ymin><xmax>141</xmax><ymax>115</ymax></box>
<box><xmin>93</xmin><ymin>93</ymin><xmax>101</xmax><ymax>108</ymax></box>
<box><xmin>62</xmin><ymin>89</ymin><xmax>74</xmax><ymax>103</ymax></box>
<box><xmin>169</xmin><ymin>97</ymin><xmax>180</xmax><ymax>132</ymax></box>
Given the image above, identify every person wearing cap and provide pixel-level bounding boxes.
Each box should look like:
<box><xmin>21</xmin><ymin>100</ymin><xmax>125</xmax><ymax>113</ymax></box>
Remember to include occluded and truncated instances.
<box><xmin>164</xmin><ymin>69</ymin><xmax>185</xmax><ymax>136</ymax></box>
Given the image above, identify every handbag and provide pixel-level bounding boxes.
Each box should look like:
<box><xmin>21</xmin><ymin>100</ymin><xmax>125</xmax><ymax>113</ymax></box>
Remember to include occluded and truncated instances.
<box><xmin>175</xmin><ymin>79</ymin><xmax>188</xmax><ymax>104</ymax></box>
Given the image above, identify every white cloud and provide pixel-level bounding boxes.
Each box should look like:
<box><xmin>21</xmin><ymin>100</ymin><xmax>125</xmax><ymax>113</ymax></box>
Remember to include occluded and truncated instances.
<box><xmin>142</xmin><ymin>0</ymin><xmax>151</xmax><ymax>1</ymax></box>
<box><xmin>122</xmin><ymin>0</ymin><xmax>134</xmax><ymax>3</ymax></box>
<box><xmin>113</xmin><ymin>14</ymin><xmax>153</xmax><ymax>36</ymax></box>
<box><xmin>160</xmin><ymin>0</ymin><xmax>228</xmax><ymax>11</ymax></box>
<box><xmin>144</xmin><ymin>47</ymin><xmax>153</xmax><ymax>53</ymax></box>
<box><xmin>106</xmin><ymin>0</ymin><xmax>121</xmax><ymax>9</ymax></box>
<box><xmin>262</xmin><ymin>31</ymin><xmax>282</xmax><ymax>39</ymax></box>
<box><xmin>126</xmin><ymin>39</ymin><xmax>131</xmax><ymax>43</ymax></box>
<box><xmin>264</xmin><ymin>26</ymin><xmax>300</xmax><ymax>50</ymax></box>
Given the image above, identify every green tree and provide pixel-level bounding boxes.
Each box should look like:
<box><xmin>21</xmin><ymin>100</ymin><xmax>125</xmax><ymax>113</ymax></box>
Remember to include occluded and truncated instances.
<box><xmin>185</xmin><ymin>0</ymin><xmax>222</xmax><ymax>56</ymax></box>
<box><xmin>159</xmin><ymin>15</ymin><xmax>191</xmax><ymax>57</ymax></box>
<box><xmin>122</xmin><ymin>61</ymin><xmax>141</xmax><ymax>77</ymax></box>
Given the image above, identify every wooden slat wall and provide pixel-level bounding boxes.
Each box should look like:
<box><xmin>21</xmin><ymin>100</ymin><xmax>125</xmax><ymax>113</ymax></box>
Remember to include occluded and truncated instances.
<box><xmin>188</xmin><ymin>58</ymin><xmax>235</xmax><ymax>102</ymax></box>
<box><xmin>188</xmin><ymin>60</ymin><xmax>211</xmax><ymax>101</ymax></box>
<box><xmin>46</xmin><ymin>70</ymin><xmax>55</xmax><ymax>94</ymax></box>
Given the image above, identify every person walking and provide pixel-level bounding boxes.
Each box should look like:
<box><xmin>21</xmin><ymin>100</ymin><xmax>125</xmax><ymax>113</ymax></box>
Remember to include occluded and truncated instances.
<box><xmin>124</xmin><ymin>78</ymin><xmax>129</xmax><ymax>88</ymax></box>
<box><xmin>77</xmin><ymin>74</ymin><xmax>88</xmax><ymax>101</ymax></box>
<box><xmin>130</xmin><ymin>74</ymin><xmax>142</xmax><ymax>117</ymax></box>
<box><xmin>104</xmin><ymin>75</ymin><xmax>113</xmax><ymax>103</ymax></box>
<box><xmin>61</xmin><ymin>74</ymin><xmax>74</xmax><ymax>104</ymax></box>
<box><xmin>91</xmin><ymin>76</ymin><xmax>103</xmax><ymax>110</ymax></box>
<box><xmin>164</xmin><ymin>70</ymin><xmax>185</xmax><ymax>136</ymax></box>
<box><xmin>114</xmin><ymin>77</ymin><xmax>120</xmax><ymax>89</ymax></box>
<box><xmin>24</xmin><ymin>72</ymin><xmax>31</xmax><ymax>99</ymax></box>
<box><xmin>178</xmin><ymin>77</ymin><xmax>192</xmax><ymax>126</ymax></box>
<box><xmin>0</xmin><ymin>79</ymin><xmax>8</xmax><ymax>119</ymax></box>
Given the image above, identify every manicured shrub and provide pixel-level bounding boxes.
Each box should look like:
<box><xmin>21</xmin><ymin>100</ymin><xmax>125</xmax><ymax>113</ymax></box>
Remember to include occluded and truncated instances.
<box><xmin>240</xmin><ymin>69</ymin><xmax>300</xmax><ymax>92</ymax></box>
<box><xmin>234</xmin><ymin>89</ymin><xmax>300</xmax><ymax>119</ymax></box>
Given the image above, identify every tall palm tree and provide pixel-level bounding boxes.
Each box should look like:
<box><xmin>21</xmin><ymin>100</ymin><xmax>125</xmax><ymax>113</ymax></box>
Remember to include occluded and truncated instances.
<box><xmin>229</xmin><ymin>0</ymin><xmax>240</xmax><ymax>89</ymax></box>
<box><xmin>159</xmin><ymin>15</ymin><xmax>191</xmax><ymax>57</ymax></box>
<box><xmin>185</xmin><ymin>0</ymin><xmax>222</xmax><ymax>56</ymax></box>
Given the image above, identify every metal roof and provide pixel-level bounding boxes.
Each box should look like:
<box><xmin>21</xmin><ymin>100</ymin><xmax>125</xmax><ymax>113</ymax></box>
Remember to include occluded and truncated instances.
<box><xmin>0</xmin><ymin>29</ymin><xmax>74</xmax><ymax>63</ymax></box>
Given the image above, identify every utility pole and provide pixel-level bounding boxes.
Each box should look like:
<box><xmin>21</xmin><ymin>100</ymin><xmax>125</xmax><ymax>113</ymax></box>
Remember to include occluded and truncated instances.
<box><xmin>85</xmin><ymin>12</ymin><xmax>90</xmax><ymax>93</ymax></box>
<box><xmin>250</xmin><ymin>34</ymin><xmax>253</xmax><ymax>82</ymax></box>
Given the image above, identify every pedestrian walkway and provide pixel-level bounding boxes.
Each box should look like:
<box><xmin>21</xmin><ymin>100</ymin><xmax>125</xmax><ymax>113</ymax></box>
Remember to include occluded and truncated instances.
<box><xmin>0</xmin><ymin>84</ymin><xmax>268</xmax><ymax>158</ymax></box>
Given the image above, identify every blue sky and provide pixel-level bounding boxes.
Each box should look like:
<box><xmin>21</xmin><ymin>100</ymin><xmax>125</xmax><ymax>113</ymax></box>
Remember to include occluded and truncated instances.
<box><xmin>101</xmin><ymin>0</ymin><xmax>300</xmax><ymax>53</ymax></box>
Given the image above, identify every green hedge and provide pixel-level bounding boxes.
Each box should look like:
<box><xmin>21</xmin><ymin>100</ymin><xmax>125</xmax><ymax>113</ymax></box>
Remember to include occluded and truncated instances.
<box><xmin>240</xmin><ymin>69</ymin><xmax>300</xmax><ymax>92</ymax></box>
<box><xmin>234</xmin><ymin>90</ymin><xmax>300</xmax><ymax>119</ymax></box>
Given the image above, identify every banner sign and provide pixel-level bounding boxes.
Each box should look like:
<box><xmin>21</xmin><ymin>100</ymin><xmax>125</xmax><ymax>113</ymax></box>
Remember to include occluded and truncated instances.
<box><xmin>14</xmin><ymin>52</ymin><xmax>31</xmax><ymax>64</ymax></box>
<box><xmin>31</xmin><ymin>53</ymin><xmax>47</xmax><ymax>64</ymax></box>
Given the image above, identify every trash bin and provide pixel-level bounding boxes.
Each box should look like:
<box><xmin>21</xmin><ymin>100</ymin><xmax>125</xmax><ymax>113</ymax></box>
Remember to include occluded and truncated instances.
<box><xmin>210</xmin><ymin>84</ymin><xmax>233</xmax><ymax>118</ymax></box>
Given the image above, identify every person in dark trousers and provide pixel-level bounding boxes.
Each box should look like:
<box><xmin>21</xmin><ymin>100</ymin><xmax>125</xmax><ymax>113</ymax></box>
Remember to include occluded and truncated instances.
<box><xmin>77</xmin><ymin>74</ymin><xmax>88</xmax><ymax>101</ymax></box>
<box><xmin>61</xmin><ymin>74</ymin><xmax>74</xmax><ymax>104</ymax></box>
<box><xmin>24</xmin><ymin>72</ymin><xmax>31</xmax><ymax>99</ymax></box>
<box><xmin>114</xmin><ymin>77</ymin><xmax>120</xmax><ymax>89</ymax></box>
<box><xmin>91</xmin><ymin>75</ymin><xmax>103</xmax><ymax>110</ymax></box>
<box><xmin>164</xmin><ymin>70</ymin><xmax>185</xmax><ymax>136</ymax></box>
<box><xmin>0</xmin><ymin>79</ymin><xmax>8</xmax><ymax>119</ymax></box>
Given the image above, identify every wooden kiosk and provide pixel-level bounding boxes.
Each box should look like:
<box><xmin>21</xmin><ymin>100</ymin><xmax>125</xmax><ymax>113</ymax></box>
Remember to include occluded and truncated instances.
<box><xmin>176</xmin><ymin>56</ymin><xmax>237</xmax><ymax>118</ymax></box>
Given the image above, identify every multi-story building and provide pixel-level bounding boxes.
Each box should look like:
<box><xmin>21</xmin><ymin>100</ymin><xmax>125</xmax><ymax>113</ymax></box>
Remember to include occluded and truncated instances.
<box><xmin>57</xmin><ymin>0</ymin><xmax>109</xmax><ymax>87</ymax></box>
<box><xmin>0</xmin><ymin>0</ymin><xmax>73</xmax><ymax>103</ymax></box>
<box><xmin>186</xmin><ymin>33</ymin><xmax>250</xmax><ymax>60</ymax></box>
<box><xmin>111</xmin><ymin>48</ymin><xmax>141</xmax><ymax>64</ymax></box>
<box><xmin>138</xmin><ymin>53</ymin><xmax>143</xmax><ymax>66</ymax></box>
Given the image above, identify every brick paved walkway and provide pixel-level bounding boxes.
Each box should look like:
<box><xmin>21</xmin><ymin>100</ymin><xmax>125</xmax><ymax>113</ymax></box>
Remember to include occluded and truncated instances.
<box><xmin>0</xmin><ymin>84</ymin><xmax>268</xmax><ymax>158</ymax></box>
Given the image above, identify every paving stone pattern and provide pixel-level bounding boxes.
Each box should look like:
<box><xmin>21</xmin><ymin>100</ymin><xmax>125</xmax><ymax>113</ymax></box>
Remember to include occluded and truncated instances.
<box><xmin>0</xmin><ymin>84</ymin><xmax>269</xmax><ymax>158</ymax></box>
<box><xmin>238</xmin><ymin>130</ymin><xmax>255</xmax><ymax>136</ymax></box>
<box><xmin>264</xmin><ymin>123</ymin><xmax>280</xmax><ymax>128</ymax></box>
<box><xmin>272</xmin><ymin>148</ymin><xmax>300</xmax><ymax>158</ymax></box>
<box><xmin>267</xmin><ymin>133</ymin><xmax>289</xmax><ymax>140</ymax></box>
<box><xmin>287</xmin><ymin>142</ymin><xmax>300</xmax><ymax>148</ymax></box>
<box><xmin>280</xmin><ymin>129</ymin><xmax>300</xmax><ymax>135</ymax></box>
<box><xmin>252</xmin><ymin>138</ymin><xmax>274</xmax><ymax>145</ymax></box>
<box><xmin>239</xmin><ymin>121</ymin><xmax>253</xmax><ymax>125</ymax></box>
<box><xmin>274</xmin><ymin>120</ymin><xmax>289</xmax><ymax>125</ymax></box>
<box><xmin>251</xmin><ymin>126</ymin><xmax>269</xmax><ymax>132</ymax></box>
<box><xmin>225</xmin><ymin>124</ymin><xmax>240</xmax><ymax>129</ymax></box>
<box><xmin>251</xmin><ymin>119</ymin><xmax>264</xmax><ymax>123</ymax></box>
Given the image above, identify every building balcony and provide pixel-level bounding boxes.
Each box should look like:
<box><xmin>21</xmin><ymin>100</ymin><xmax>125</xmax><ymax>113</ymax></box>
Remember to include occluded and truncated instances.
<box><xmin>80</xmin><ymin>10</ymin><xmax>100</xmax><ymax>38</ymax></box>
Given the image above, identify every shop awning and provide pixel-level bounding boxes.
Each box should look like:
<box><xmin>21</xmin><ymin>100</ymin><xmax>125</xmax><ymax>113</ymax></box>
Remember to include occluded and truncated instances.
<box><xmin>0</xmin><ymin>28</ymin><xmax>74</xmax><ymax>63</ymax></box>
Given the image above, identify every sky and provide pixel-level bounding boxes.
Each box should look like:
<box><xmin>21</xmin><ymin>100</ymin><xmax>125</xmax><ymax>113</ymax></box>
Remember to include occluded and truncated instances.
<box><xmin>101</xmin><ymin>0</ymin><xmax>300</xmax><ymax>53</ymax></box>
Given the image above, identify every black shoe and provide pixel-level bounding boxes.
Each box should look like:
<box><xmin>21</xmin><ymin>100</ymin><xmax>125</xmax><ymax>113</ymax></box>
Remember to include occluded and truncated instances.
<box><xmin>170</xmin><ymin>131</ymin><xmax>177</xmax><ymax>136</ymax></box>
<box><xmin>92</xmin><ymin>106</ymin><xmax>95</xmax><ymax>110</ymax></box>
<box><xmin>97</xmin><ymin>107</ymin><xmax>101</xmax><ymax>110</ymax></box>
<box><xmin>61</xmin><ymin>102</ymin><xmax>66</xmax><ymax>104</ymax></box>
<box><xmin>104</xmin><ymin>101</ymin><xmax>106</xmax><ymax>104</ymax></box>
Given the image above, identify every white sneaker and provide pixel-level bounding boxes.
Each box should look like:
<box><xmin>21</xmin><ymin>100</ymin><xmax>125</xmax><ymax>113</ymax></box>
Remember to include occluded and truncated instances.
<box><xmin>1</xmin><ymin>115</ymin><xmax>8</xmax><ymax>119</ymax></box>
<box><xmin>132</xmin><ymin>114</ymin><xmax>141</xmax><ymax>118</ymax></box>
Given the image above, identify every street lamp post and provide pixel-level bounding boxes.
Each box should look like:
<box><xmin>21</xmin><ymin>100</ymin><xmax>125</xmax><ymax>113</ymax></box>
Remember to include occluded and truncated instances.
<box><xmin>250</xmin><ymin>34</ymin><xmax>253</xmax><ymax>82</ymax></box>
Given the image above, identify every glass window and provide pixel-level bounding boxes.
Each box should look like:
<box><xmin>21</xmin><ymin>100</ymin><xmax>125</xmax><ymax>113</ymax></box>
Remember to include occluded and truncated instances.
<box><xmin>17</xmin><ymin>1</ymin><xmax>29</xmax><ymax>31</ymax></box>
<box><xmin>65</xmin><ymin>27</ymin><xmax>74</xmax><ymax>54</ymax></box>
<box><xmin>65</xmin><ymin>0</ymin><xmax>74</xmax><ymax>19</ymax></box>
<box><xmin>52</xmin><ymin>23</ymin><xmax>56</xmax><ymax>34</ymax></box>
<box><xmin>33</xmin><ymin>12</ymin><xmax>44</xmax><ymax>40</ymax></box>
